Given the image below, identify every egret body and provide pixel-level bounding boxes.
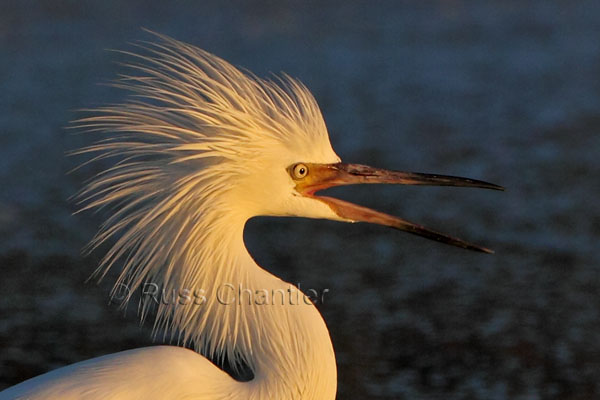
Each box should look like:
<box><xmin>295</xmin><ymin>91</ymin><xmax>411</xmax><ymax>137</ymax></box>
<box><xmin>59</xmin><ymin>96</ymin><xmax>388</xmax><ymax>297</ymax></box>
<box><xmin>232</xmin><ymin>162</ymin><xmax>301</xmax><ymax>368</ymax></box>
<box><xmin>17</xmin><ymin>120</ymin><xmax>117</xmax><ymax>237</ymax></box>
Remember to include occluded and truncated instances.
<box><xmin>0</xmin><ymin>34</ymin><xmax>501</xmax><ymax>399</ymax></box>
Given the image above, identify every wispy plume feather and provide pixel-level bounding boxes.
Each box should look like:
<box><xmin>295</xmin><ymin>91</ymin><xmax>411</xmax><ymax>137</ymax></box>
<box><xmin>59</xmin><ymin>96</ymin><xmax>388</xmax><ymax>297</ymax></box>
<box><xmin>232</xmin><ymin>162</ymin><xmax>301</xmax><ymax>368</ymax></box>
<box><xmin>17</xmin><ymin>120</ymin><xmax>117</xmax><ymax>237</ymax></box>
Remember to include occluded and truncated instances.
<box><xmin>73</xmin><ymin>32</ymin><xmax>332</xmax><ymax>369</ymax></box>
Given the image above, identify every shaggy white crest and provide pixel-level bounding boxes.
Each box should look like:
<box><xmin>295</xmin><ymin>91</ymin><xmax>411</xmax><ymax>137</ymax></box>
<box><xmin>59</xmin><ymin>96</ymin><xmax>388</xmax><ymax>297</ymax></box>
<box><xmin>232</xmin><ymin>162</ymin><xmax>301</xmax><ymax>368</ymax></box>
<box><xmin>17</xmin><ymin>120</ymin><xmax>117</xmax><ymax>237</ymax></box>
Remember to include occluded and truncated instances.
<box><xmin>74</xmin><ymin>33</ymin><xmax>339</xmax><ymax>372</ymax></box>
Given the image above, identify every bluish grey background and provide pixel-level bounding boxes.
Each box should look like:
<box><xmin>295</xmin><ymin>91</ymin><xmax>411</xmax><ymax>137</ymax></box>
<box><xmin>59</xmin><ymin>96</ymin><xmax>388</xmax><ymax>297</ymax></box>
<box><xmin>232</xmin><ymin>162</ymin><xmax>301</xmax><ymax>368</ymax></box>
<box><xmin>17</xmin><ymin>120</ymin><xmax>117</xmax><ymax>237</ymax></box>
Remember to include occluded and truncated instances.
<box><xmin>1</xmin><ymin>1</ymin><xmax>599</xmax><ymax>399</ymax></box>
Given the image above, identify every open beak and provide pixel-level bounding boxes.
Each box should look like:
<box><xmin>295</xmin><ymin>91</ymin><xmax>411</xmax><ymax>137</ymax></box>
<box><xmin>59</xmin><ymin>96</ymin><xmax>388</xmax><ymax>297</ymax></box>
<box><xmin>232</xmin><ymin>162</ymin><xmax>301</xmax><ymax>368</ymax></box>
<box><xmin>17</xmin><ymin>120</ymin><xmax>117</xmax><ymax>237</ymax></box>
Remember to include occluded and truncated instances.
<box><xmin>294</xmin><ymin>163</ymin><xmax>504</xmax><ymax>253</ymax></box>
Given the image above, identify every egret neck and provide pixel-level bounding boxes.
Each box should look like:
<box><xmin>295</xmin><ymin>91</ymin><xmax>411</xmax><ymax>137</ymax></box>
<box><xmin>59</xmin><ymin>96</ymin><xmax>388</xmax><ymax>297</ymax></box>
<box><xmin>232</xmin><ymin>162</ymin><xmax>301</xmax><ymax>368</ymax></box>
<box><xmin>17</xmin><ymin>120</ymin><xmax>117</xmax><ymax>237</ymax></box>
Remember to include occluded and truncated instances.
<box><xmin>144</xmin><ymin>212</ymin><xmax>337</xmax><ymax>399</ymax></box>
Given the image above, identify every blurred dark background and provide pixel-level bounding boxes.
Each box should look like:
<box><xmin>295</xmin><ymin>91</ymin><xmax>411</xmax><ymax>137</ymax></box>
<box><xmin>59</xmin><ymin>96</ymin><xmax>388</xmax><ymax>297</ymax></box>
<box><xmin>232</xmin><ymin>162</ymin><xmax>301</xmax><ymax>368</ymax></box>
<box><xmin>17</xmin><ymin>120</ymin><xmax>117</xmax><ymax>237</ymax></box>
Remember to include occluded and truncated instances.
<box><xmin>1</xmin><ymin>1</ymin><xmax>599</xmax><ymax>399</ymax></box>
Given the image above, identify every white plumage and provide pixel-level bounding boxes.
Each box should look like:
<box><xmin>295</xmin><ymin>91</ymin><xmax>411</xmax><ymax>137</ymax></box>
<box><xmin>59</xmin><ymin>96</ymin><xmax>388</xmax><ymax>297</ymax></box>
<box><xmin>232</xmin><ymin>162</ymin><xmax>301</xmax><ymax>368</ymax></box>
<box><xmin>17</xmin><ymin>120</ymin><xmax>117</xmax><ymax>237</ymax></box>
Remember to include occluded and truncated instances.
<box><xmin>4</xmin><ymin>33</ymin><xmax>339</xmax><ymax>400</ymax></box>
<box><xmin>73</xmin><ymin>33</ymin><xmax>340</xmax><ymax>370</ymax></box>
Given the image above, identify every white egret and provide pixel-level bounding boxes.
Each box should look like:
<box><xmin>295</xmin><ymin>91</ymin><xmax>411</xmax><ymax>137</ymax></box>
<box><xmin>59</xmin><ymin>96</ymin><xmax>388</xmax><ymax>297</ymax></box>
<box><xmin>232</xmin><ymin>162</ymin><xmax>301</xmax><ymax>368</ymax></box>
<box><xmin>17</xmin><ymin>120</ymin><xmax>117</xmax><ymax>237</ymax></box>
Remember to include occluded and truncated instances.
<box><xmin>0</xmin><ymin>33</ymin><xmax>502</xmax><ymax>399</ymax></box>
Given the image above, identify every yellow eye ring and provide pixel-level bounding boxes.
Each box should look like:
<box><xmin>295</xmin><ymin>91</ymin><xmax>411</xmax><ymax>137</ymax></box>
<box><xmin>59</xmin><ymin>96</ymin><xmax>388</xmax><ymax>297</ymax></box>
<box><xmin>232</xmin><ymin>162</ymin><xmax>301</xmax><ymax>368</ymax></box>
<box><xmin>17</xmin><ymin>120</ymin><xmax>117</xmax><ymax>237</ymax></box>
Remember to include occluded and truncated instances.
<box><xmin>291</xmin><ymin>163</ymin><xmax>309</xmax><ymax>179</ymax></box>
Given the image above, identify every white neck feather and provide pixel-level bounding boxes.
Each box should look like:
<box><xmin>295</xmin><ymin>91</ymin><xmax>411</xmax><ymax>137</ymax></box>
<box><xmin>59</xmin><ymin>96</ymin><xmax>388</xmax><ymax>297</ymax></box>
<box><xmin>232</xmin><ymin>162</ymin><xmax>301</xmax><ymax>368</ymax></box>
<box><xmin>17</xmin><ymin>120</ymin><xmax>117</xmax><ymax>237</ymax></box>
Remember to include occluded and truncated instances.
<box><xmin>135</xmin><ymin>214</ymin><xmax>337</xmax><ymax>399</ymax></box>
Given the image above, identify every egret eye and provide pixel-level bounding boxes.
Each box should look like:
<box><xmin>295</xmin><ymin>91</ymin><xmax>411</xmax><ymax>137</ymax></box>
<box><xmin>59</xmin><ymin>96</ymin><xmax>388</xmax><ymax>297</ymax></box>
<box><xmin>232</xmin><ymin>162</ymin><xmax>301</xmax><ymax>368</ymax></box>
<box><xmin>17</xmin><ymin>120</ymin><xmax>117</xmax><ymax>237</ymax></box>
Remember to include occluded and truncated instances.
<box><xmin>291</xmin><ymin>163</ymin><xmax>309</xmax><ymax>179</ymax></box>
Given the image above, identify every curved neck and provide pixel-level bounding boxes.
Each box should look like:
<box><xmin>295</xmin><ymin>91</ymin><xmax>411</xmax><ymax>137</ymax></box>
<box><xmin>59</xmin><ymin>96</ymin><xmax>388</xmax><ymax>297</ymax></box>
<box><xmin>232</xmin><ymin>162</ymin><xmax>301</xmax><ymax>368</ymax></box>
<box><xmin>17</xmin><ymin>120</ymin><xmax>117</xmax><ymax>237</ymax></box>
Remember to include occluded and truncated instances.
<box><xmin>145</xmin><ymin>215</ymin><xmax>337</xmax><ymax>399</ymax></box>
<box><xmin>242</xmin><ymin>263</ymin><xmax>337</xmax><ymax>399</ymax></box>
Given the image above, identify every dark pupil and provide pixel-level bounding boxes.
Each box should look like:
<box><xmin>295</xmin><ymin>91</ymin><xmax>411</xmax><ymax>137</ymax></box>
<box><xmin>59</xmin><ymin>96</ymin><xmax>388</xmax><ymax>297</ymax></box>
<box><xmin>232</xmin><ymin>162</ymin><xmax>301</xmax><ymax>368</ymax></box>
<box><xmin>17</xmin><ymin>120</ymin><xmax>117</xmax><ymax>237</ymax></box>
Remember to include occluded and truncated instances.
<box><xmin>298</xmin><ymin>167</ymin><xmax>305</xmax><ymax>175</ymax></box>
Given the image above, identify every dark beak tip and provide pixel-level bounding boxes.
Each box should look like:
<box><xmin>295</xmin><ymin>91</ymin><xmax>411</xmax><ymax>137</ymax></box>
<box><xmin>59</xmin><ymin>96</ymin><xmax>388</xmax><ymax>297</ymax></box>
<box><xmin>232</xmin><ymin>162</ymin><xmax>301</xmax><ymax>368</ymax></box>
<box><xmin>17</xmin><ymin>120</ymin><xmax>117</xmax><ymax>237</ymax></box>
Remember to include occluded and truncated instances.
<box><xmin>315</xmin><ymin>164</ymin><xmax>502</xmax><ymax>253</ymax></box>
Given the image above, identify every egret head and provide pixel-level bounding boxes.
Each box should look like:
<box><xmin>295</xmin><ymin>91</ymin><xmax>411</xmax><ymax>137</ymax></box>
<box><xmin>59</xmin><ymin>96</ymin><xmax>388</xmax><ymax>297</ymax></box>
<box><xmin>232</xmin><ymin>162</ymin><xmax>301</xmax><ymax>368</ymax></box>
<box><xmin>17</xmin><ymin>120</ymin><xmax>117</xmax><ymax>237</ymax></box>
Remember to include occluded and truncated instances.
<box><xmin>76</xmin><ymin>32</ymin><xmax>502</xmax><ymax>291</ymax></box>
